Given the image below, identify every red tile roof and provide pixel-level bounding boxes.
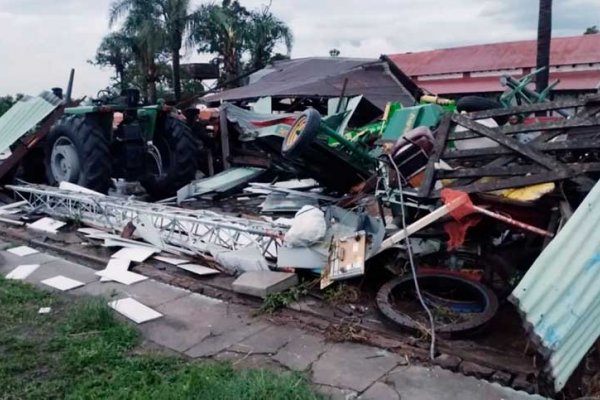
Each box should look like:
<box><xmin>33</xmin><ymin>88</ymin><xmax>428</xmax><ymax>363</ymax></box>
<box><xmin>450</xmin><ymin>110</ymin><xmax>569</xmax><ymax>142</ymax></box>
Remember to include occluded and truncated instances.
<box><xmin>388</xmin><ymin>35</ymin><xmax>600</xmax><ymax>76</ymax></box>
<box><xmin>418</xmin><ymin>71</ymin><xmax>600</xmax><ymax>95</ymax></box>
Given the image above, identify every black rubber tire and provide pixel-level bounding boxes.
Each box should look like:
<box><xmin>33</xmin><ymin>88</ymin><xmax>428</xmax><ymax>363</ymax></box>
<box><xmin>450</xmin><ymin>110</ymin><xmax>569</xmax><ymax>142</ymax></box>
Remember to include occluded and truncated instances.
<box><xmin>376</xmin><ymin>271</ymin><xmax>499</xmax><ymax>337</ymax></box>
<box><xmin>281</xmin><ymin>108</ymin><xmax>321</xmax><ymax>158</ymax></box>
<box><xmin>456</xmin><ymin>96</ymin><xmax>509</xmax><ymax>126</ymax></box>
<box><xmin>45</xmin><ymin>115</ymin><xmax>112</xmax><ymax>193</ymax></box>
<box><xmin>140</xmin><ymin>115</ymin><xmax>200</xmax><ymax>199</ymax></box>
<box><xmin>20</xmin><ymin>148</ymin><xmax>47</xmax><ymax>183</ymax></box>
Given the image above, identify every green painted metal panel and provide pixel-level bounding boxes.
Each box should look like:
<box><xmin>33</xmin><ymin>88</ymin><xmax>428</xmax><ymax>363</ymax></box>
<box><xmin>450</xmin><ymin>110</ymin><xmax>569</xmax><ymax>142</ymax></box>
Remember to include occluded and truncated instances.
<box><xmin>510</xmin><ymin>179</ymin><xmax>600</xmax><ymax>392</ymax></box>
<box><xmin>0</xmin><ymin>92</ymin><xmax>61</xmax><ymax>153</ymax></box>
<box><xmin>380</xmin><ymin>104</ymin><xmax>444</xmax><ymax>143</ymax></box>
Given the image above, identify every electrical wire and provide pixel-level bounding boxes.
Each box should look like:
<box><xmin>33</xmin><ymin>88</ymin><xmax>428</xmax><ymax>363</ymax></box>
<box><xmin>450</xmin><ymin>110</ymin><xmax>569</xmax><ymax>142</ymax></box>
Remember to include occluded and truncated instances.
<box><xmin>386</xmin><ymin>154</ymin><xmax>436</xmax><ymax>360</ymax></box>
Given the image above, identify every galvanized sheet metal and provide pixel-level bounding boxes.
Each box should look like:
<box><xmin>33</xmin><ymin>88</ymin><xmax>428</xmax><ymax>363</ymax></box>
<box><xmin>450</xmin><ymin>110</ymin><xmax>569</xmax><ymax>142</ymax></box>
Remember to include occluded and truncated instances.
<box><xmin>0</xmin><ymin>91</ymin><xmax>61</xmax><ymax>153</ymax></box>
<box><xmin>203</xmin><ymin>57</ymin><xmax>416</xmax><ymax>109</ymax></box>
<box><xmin>510</xmin><ymin>179</ymin><xmax>600</xmax><ymax>392</ymax></box>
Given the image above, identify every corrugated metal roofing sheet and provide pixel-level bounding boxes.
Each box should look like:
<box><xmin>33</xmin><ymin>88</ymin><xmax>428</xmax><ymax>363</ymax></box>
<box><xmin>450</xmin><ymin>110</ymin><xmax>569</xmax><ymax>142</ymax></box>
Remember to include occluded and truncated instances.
<box><xmin>0</xmin><ymin>91</ymin><xmax>62</xmax><ymax>153</ymax></box>
<box><xmin>388</xmin><ymin>35</ymin><xmax>600</xmax><ymax>76</ymax></box>
<box><xmin>510</xmin><ymin>179</ymin><xmax>600</xmax><ymax>392</ymax></box>
<box><xmin>203</xmin><ymin>57</ymin><xmax>416</xmax><ymax>109</ymax></box>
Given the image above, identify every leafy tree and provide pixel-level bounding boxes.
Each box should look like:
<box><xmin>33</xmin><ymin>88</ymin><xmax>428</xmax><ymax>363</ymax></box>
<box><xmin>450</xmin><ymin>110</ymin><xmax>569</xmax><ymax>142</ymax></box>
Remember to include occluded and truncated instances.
<box><xmin>584</xmin><ymin>25</ymin><xmax>599</xmax><ymax>34</ymax></box>
<box><xmin>109</xmin><ymin>0</ymin><xmax>168</xmax><ymax>103</ymax></box>
<box><xmin>0</xmin><ymin>95</ymin><xmax>16</xmax><ymax>118</ymax></box>
<box><xmin>156</xmin><ymin>0</ymin><xmax>198</xmax><ymax>101</ymax></box>
<box><xmin>89</xmin><ymin>32</ymin><xmax>134</xmax><ymax>92</ymax></box>
<box><xmin>246</xmin><ymin>7</ymin><xmax>293</xmax><ymax>72</ymax></box>
<box><xmin>191</xmin><ymin>0</ymin><xmax>293</xmax><ymax>87</ymax></box>
<box><xmin>329</xmin><ymin>48</ymin><xmax>340</xmax><ymax>57</ymax></box>
<box><xmin>192</xmin><ymin>0</ymin><xmax>250</xmax><ymax>87</ymax></box>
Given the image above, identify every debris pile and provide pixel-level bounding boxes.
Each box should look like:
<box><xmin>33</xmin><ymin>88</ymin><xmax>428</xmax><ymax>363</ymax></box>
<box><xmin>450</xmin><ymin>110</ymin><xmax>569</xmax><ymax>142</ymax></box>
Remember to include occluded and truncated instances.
<box><xmin>1</xmin><ymin>66</ymin><xmax>599</xmax><ymax>397</ymax></box>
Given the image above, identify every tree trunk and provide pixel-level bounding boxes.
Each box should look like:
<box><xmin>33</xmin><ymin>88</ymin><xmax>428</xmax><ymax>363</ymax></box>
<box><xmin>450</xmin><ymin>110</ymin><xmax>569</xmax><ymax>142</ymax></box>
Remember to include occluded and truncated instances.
<box><xmin>147</xmin><ymin>61</ymin><xmax>158</xmax><ymax>104</ymax></box>
<box><xmin>117</xmin><ymin>66</ymin><xmax>126</xmax><ymax>93</ymax></box>
<box><xmin>148</xmin><ymin>81</ymin><xmax>157</xmax><ymax>104</ymax></box>
<box><xmin>172</xmin><ymin>47</ymin><xmax>182</xmax><ymax>101</ymax></box>
<box><xmin>222</xmin><ymin>38</ymin><xmax>239</xmax><ymax>88</ymax></box>
<box><xmin>536</xmin><ymin>0</ymin><xmax>552</xmax><ymax>94</ymax></box>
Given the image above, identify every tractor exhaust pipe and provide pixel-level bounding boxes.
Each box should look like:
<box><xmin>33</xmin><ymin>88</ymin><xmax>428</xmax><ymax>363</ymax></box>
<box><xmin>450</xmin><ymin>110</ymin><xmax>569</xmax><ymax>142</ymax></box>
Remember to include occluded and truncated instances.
<box><xmin>65</xmin><ymin>68</ymin><xmax>75</xmax><ymax>104</ymax></box>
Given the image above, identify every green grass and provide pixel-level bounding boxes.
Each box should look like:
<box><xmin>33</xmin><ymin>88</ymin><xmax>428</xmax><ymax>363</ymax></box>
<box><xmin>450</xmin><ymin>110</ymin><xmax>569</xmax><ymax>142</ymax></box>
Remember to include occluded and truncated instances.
<box><xmin>0</xmin><ymin>277</ymin><xmax>323</xmax><ymax>400</ymax></box>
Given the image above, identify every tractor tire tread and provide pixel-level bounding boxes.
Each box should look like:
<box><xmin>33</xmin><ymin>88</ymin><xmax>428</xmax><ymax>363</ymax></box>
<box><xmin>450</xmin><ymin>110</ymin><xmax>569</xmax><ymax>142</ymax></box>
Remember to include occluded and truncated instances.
<box><xmin>45</xmin><ymin>115</ymin><xmax>112</xmax><ymax>193</ymax></box>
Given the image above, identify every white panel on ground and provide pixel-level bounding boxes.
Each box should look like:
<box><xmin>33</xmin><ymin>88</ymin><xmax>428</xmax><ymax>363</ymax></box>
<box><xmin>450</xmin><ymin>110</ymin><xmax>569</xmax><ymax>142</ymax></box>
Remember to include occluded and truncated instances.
<box><xmin>95</xmin><ymin>269</ymin><xmax>147</xmax><ymax>286</ymax></box>
<box><xmin>27</xmin><ymin>217</ymin><xmax>66</xmax><ymax>233</ymax></box>
<box><xmin>7</xmin><ymin>245</ymin><xmax>39</xmax><ymax>256</ymax></box>
<box><xmin>98</xmin><ymin>258</ymin><xmax>131</xmax><ymax>282</ymax></box>
<box><xmin>111</xmin><ymin>247</ymin><xmax>158</xmax><ymax>263</ymax></box>
<box><xmin>108</xmin><ymin>297</ymin><xmax>163</xmax><ymax>324</ymax></box>
<box><xmin>154</xmin><ymin>256</ymin><xmax>190</xmax><ymax>265</ymax></box>
<box><xmin>41</xmin><ymin>275</ymin><xmax>85</xmax><ymax>291</ymax></box>
<box><xmin>5</xmin><ymin>264</ymin><xmax>40</xmax><ymax>280</ymax></box>
<box><xmin>176</xmin><ymin>264</ymin><xmax>220</xmax><ymax>276</ymax></box>
<box><xmin>77</xmin><ymin>227</ymin><xmax>107</xmax><ymax>236</ymax></box>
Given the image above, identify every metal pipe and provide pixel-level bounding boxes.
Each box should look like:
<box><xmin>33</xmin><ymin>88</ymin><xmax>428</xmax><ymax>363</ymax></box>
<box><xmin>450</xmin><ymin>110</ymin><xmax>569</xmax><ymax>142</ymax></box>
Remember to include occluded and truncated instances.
<box><xmin>320</xmin><ymin>123</ymin><xmax>374</xmax><ymax>163</ymax></box>
<box><xmin>335</xmin><ymin>78</ymin><xmax>349</xmax><ymax>114</ymax></box>
<box><xmin>65</xmin><ymin>69</ymin><xmax>75</xmax><ymax>104</ymax></box>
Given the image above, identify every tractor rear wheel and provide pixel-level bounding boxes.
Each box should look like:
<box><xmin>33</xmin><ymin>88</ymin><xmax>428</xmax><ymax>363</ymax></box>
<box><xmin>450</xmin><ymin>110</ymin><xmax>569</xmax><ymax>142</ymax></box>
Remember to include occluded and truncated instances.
<box><xmin>140</xmin><ymin>115</ymin><xmax>200</xmax><ymax>199</ymax></box>
<box><xmin>44</xmin><ymin>115</ymin><xmax>112</xmax><ymax>193</ymax></box>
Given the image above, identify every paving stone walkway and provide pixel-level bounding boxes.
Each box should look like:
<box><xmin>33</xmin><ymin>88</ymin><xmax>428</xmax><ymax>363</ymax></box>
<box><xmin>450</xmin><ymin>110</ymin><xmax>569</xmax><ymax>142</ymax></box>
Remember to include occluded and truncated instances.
<box><xmin>0</xmin><ymin>244</ymin><xmax>545</xmax><ymax>400</ymax></box>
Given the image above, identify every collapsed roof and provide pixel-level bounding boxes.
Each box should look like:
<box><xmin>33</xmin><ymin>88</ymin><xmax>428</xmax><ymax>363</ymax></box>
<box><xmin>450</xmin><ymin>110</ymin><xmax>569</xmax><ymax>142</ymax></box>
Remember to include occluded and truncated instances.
<box><xmin>202</xmin><ymin>57</ymin><xmax>421</xmax><ymax>110</ymax></box>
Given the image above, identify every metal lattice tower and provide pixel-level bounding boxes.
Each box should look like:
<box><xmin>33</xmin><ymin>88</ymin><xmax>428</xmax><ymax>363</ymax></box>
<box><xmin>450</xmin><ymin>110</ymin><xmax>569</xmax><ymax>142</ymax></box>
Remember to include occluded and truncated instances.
<box><xmin>8</xmin><ymin>184</ymin><xmax>287</xmax><ymax>258</ymax></box>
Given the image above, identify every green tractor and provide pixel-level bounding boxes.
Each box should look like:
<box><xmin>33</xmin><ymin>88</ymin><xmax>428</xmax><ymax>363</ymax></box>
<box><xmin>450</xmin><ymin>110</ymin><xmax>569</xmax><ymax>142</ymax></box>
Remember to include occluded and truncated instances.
<box><xmin>44</xmin><ymin>89</ymin><xmax>200</xmax><ymax>199</ymax></box>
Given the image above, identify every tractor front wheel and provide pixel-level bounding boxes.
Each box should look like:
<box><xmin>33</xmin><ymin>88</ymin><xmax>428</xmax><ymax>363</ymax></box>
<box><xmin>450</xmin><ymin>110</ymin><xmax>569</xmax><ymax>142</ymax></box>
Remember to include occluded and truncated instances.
<box><xmin>140</xmin><ymin>115</ymin><xmax>200</xmax><ymax>199</ymax></box>
<box><xmin>45</xmin><ymin>115</ymin><xmax>112</xmax><ymax>193</ymax></box>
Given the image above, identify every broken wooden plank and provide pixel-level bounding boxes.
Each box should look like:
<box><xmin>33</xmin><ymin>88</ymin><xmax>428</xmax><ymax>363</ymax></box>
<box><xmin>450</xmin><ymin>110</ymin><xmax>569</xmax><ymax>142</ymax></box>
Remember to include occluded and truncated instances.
<box><xmin>437</xmin><ymin>162</ymin><xmax>600</xmax><ymax>179</ymax></box>
<box><xmin>451</xmin><ymin>113</ymin><xmax>570</xmax><ymax>172</ymax></box>
<box><xmin>418</xmin><ymin>113</ymin><xmax>453</xmax><ymax>198</ymax></box>
<box><xmin>465</xmin><ymin>94</ymin><xmax>600</xmax><ymax>120</ymax></box>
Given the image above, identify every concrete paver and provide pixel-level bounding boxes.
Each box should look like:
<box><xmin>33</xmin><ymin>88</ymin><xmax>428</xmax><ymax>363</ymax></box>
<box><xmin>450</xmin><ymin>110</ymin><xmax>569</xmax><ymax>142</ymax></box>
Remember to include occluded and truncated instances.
<box><xmin>214</xmin><ymin>351</ymin><xmax>288</xmax><ymax>373</ymax></box>
<box><xmin>311</xmin><ymin>342</ymin><xmax>401</xmax><ymax>392</ymax></box>
<box><xmin>185</xmin><ymin>320</ymin><xmax>270</xmax><ymax>358</ymax></box>
<box><xmin>0</xmin><ymin>250</ymin><xmax>58</xmax><ymax>275</ymax></box>
<box><xmin>358</xmin><ymin>382</ymin><xmax>400</xmax><ymax>400</ymax></box>
<box><xmin>140</xmin><ymin>293</ymin><xmax>234</xmax><ymax>353</ymax></box>
<box><xmin>74</xmin><ymin>279</ymin><xmax>190</xmax><ymax>307</ymax></box>
<box><xmin>0</xmin><ymin>248</ymin><xmax>545</xmax><ymax>400</ymax></box>
<box><xmin>139</xmin><ymin>312</ymin><xmax>214</xmax><ymax>353</ymax></box>
<box><xmin>228</xmin><ymin>325</ymin><xmax>303</xmax><ymax>355</ymax></box>
<box><xmin>272</xmin><ymin>332</ymin><xmax>330</xmax><ymax>371</ymax></box>
<box><xmin>232</xmin><ymin>271</ymin><xmax>298</xmax><ymax>298</ymax></box>
<box><xmin>25</xmin><ymin>259</ymin><xmax>98</xmax><ymax>285</ymax></box>
<box><xmin>386</xmin><ymin>365</ymin><xmax>545</xmax><ymax>400</ymax></box>
<box><xmin>314</xmin><ymin>384</ymin><xmax>358</xmax><ymax>400</ymax></box>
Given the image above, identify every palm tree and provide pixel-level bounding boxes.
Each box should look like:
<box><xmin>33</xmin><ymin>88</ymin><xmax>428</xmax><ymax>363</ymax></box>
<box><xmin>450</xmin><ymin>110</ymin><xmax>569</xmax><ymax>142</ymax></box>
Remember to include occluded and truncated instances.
<box><xmin>192</xmin><ymin>0</ymin><xmax>250</xmax><ymax>87</ymax></box>
<box><xmin>109</xmin><ymin>0</ymin><xmax>166</xmax><ymax>103</ymax></box>
<box><xmin>154</xmin><ymin>0</ymin><xmax>196</xmax><ymax>101</ymax></box>
<box><xmin>246</xmin><ymin>7</ymin><xmax>293</xmax><ymax>72</ymax></box>
<box><xmin>191</xmin><ymin>1</ymin><xmax>293</xmax><ymax>87</ymax></box>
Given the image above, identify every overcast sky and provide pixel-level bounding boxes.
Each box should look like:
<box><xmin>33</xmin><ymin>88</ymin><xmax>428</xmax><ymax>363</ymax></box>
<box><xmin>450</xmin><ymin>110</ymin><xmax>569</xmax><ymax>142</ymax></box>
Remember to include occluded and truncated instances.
<box><xmin>1</xmin><ymin>0</ymin><xmax>598</xmax><ymax>97</ymax></box>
